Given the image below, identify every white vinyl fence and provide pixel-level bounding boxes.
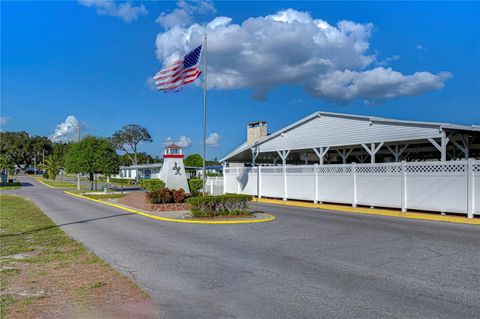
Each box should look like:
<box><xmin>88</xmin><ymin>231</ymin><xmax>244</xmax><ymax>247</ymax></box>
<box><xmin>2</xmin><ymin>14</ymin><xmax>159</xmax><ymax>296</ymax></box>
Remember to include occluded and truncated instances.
<box><xmin>223</xmin><ymin>159</ymin><xmax>480</xmax><ymax>218</ymax></box>
<box><xmin>205</xmin><ymin>176</ymin><xmax>224</xmax><ymax>196</ymax></box>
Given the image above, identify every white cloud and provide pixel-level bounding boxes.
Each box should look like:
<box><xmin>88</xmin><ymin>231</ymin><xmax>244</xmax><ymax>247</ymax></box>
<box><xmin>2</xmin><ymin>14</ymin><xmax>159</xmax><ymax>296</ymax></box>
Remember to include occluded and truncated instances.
<box><xmin>156</xmin><ymin>0</ymin><xmax>216</xmax><ymax>29</ymax></box>
<box><xmin>164</xmin><ymin>135</ymin><xmax>192</xmax><ymax>148</ymax></box>
<box><xmin>78</xmin><ymin>0</ymin><xmax>147</xmax><ymax>23</ymax></box>
<box><xmin>145</xmin><ymin>76</ymin><xmax>156</xmax><ymax>90</ymax></box>
<box><xmin>205</xmin><ymin>132</ymin><xmax>220</xmax><ymax>147</ymax></box>
<box><xmin>155</xmin><ymin>8</ymin><xmax>451</xmax><ymax>103</ymax></box>
<box><xmin>312</xmin><ymin>67</ymin><xmax>452</xmax><ymax>104</ymax></box>
<box><xmin>377</xmin><ymin>54</ymin><xmax>400</xmax><ymax>66</ymax></box>
<box><xmin>50</xmin><ymin>116</ymin><xmax>80</xmax><ymax>143</ymax></box>
<box><xmin>0</xmin><ymin>116</ymin><xmax>10</xmax><ymax>125</ymax></box>
<box><xmin>416</xmin><ymin>44</ymin><xmax>427</xmax><ymax>50</ymax></box>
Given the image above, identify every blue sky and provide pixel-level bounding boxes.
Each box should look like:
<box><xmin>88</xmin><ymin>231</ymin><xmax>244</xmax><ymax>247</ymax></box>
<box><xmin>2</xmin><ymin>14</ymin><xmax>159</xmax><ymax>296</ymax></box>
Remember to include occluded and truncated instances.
<box><xmin>2</xmin><ymin>1</ymin><xmax>479</xmax><ymax>160</ymax></box>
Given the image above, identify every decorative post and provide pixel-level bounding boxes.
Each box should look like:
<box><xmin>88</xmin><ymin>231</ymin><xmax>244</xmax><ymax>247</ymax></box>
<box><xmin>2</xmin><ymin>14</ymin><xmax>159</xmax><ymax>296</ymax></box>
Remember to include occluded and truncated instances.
<box><xmin>401</xmin><ymin>160</ymin><xmax>407</xmax><ymax>212</ymax></box>
<box><xmin>236</xmin><ymin>167</ymin><xmax>241</xmax><ymax>194</ymax></box>
<box><xmin>467</xmin><ymin>158</ymin><xmax>474</xmax><ymax>218</ymax></box>
<box><xmin>258</xmin><ymin>164</ymin><xmax>262</xmax><ymax>198</ymax></box>
<box><xmin>314</xmin><ymin>164</ymin><xmax>319</xmax><ymax>204</ymax></box>
<box><xmin>222</xmin><ymin>165</ymin><xmax>226</xmax><ymax>195</ymax></box>
<box><xmin>352</xmin><ymin>162</ymin><xmax>357</xmax><ymax>207</ymax></box>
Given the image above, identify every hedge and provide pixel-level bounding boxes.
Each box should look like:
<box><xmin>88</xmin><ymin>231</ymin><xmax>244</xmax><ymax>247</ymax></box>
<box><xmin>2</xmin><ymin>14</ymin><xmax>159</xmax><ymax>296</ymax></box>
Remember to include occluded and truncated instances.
<box><xmin>188</xmin><ymin>178</ymin><xmax>203</xmax><ymax>196</ymax></box>
<box><xmin>146</xmin><ymin>187</ymin><xmax>189</xmax><ymax>204</ymax></box>
<box><xmin>139</xmin><ymin>179</ymin><xmax>165</xmax><ymax>192</ymax></box>
<box><xmin>186</xmin><ymin>194</ymin><xmax>252</xmax><ymax>218</ymax></box>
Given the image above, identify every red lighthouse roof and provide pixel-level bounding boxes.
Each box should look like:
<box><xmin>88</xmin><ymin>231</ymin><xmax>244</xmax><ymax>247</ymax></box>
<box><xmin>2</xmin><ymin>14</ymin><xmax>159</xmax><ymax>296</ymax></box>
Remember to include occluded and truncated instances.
<box><xmin>164</xmin><ymin>143</ymin><xmax>184</xmax><ymax>158</ymax></box>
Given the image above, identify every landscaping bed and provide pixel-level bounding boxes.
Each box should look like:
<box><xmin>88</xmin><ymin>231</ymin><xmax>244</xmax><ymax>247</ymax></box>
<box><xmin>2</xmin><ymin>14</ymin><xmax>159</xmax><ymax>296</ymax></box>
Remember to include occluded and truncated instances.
<box><xmin>118</xmin><ymin>192</ymin><xmax>189</xmax><ymax>212</ymax></box>
<box><xmin>0</xmin><ymin>195</ymin><xmax>159</xmax><ymax>318</ymax></box>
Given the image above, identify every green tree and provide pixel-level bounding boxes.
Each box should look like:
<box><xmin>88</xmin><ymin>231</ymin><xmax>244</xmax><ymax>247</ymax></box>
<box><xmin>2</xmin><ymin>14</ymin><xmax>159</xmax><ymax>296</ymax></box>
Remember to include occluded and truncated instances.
<box><xmin>184</xmin><ymin>154</ymin><xmax>203</xmax><ymax>167</ymax></box>
<box><xmin>0</xmin><ymin>155</ymin><xmax>13</xmax><ymax>175</ymax></box>
<box><xmin>0</xmin><ymin>131</ymin><xmax>52</xmax><ymax>171</ymax></box>
<box><xmin>52</xmin><ymin>142</ymin><xmax>71</xmax><ymax>162</ymax></box>
<box><xmin>111</xmin><ymin>125</ymin><xmax>152</xmax><ymax>166</ymax></box>
<box><xmin>65</xmin><ymin>136</ymin><xmax>119</xmax><ymax>190</ymax></box>
<box><xmin>118</xmin><ymin>152</ymin><xmax>162</xmax><ymax>166</ymax></box>
<box><xmin>30</xmin><ymin>135</ymin><xmax>53</xmax><ymax>164</ymax></box>
<box><xmin>39</xmin><ymin>153</ymin><xmax>63</xmax><ymax>180</ymax></box>
<box><xmin>0</xmin><ymin>131</ymin><xmax>31</xmax><ymax>171</ymax></box>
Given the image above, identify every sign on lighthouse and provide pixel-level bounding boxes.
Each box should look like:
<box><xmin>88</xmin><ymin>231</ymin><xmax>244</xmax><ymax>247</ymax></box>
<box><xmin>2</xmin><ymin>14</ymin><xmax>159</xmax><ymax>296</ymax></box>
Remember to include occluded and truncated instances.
<box><xmin>159</xmin><ymin>144</ymin><xmax>190</xmax><ymax>193</ymax></box>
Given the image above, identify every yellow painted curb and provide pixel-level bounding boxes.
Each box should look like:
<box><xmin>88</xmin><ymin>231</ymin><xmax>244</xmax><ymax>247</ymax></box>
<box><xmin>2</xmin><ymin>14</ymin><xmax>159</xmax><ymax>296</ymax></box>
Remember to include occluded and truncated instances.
<box><xmin>64</xmin><ymin>191</ymin><xmax>276</xmax><ymax>224</ymax></box>
<box><xmin>254</xmin><ymin>198</ymin><xmax>479</xmax><ymax>225</ymax></box>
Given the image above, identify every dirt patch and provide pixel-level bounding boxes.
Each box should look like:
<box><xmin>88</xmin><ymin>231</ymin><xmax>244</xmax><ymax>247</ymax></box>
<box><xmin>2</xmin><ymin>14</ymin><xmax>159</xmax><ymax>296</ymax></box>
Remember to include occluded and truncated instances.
<box><xmin>1</xmin><ymin>195</ymin><xmax>160</xmax><ymax>319</ymax></box>
<box><xmin>2</xmin><ymin>257</ymin><xmax>159</xmax><ymax>319</ymax></box>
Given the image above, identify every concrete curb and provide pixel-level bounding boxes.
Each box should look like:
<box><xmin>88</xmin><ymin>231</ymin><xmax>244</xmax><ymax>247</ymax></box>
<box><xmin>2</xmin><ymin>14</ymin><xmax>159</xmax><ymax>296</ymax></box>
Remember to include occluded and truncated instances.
<box><xmin>254</xmin><ymin>198</ymin><xmax>480</xmax><ymax>225</ymax></box>
<box><xmin>64</xmin><ymin>191</ymin><xmax>276</xmax><ymax>225</ymax></box>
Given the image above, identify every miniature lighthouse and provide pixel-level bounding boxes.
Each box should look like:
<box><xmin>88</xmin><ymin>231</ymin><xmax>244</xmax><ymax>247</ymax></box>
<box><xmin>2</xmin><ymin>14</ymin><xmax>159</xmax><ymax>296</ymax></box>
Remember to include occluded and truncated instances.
<box><xmin>159</xmin><ymin>144</ymin><xmax>190</xmax><ymax>193</ymax></box>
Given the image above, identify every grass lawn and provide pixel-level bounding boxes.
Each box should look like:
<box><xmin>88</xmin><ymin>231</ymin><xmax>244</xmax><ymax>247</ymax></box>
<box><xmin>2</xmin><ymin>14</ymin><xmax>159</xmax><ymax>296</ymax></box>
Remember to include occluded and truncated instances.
<box><xmin>34</xmin><ymin>177</ymin><xmax>76</xmax><ymax>188</ymax></box>
<box><xmin>0</xmin><ymin>182</ymin><xmax>21</xmax><ymax>191</ymax></box>
<box><xmin>0</xmin><ymin>195</ymin><xmax>158</xmax><ymax>318</ymax></box>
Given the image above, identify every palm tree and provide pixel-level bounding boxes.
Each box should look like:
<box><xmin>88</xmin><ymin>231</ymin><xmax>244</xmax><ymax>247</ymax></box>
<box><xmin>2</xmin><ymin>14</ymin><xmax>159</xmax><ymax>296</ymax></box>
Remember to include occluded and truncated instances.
<box><xmin>39</xmin><ymin>154</ymin><xmax>63</xmax><ymax>180</ymax></box>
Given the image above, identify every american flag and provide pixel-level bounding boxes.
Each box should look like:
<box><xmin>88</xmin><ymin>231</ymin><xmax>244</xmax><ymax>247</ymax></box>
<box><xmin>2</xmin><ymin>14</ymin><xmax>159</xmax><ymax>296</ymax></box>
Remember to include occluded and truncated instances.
<box><xmin>154</xmin><ymin>45</ymin><xmax>203</xmax><ymax>92</ymax></box>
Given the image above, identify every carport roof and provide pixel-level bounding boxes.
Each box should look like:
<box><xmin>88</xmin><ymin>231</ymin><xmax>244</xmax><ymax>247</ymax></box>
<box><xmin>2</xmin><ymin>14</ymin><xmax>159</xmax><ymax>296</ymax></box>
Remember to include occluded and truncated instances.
<box><xmin>221</xmin><ymin>111</ymin><xmax>480</xmax><ymax>162</ymax></box>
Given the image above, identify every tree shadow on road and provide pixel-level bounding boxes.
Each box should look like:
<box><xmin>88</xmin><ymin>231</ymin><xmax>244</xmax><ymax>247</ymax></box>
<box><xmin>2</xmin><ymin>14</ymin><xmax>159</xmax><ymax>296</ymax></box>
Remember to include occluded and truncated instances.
<box><xmin>1</xmin><ymin>212</ymin><xmax>135</xmax><ymax>238</ymax></box>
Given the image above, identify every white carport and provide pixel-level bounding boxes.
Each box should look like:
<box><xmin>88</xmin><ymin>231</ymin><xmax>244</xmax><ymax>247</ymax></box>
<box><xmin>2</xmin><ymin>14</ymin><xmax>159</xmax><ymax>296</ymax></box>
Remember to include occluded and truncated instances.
<box><xmin>221</xmin><ymin>111</ymin><xmax>480</xmax><ymax>165</ymax></box>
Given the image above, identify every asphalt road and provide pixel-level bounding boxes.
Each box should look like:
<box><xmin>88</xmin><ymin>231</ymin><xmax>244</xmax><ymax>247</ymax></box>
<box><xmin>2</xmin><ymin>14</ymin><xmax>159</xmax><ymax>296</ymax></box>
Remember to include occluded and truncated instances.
<box><xmin>5</xmin><ymin>177</ymin><xmax>480</xmax><ymax>319</ymax></box>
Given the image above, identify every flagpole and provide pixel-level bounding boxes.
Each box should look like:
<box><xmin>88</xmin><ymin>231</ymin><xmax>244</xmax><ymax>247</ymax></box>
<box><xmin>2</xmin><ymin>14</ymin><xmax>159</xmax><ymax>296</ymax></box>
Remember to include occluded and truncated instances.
<box><xmin>202</xmin><ymin>33</ymin><xmax>207</xmax><ymax>196</ymax></box>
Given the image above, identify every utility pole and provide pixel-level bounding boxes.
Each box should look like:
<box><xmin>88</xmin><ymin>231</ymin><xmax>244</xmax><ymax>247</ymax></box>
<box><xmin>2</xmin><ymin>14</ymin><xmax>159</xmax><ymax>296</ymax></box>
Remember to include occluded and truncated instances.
<box><xmin>202</xmin><ymin>33</ymin><xmax>207</xmax><ymax>196</ymax></box>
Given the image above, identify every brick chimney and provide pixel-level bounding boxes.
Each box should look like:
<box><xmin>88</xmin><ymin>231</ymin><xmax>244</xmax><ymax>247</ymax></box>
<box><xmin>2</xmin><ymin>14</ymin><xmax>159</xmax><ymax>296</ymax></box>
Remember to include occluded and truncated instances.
<box><xmin>247</xmin><ymin>121</ymin><xmax>267</xmax><ymax>145</ymax></box>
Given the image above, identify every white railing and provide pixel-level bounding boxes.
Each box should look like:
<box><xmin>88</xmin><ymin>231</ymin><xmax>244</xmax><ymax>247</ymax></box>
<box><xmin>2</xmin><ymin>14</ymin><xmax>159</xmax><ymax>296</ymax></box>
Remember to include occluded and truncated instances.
<box><xmin>205</xmin><ymin>176</ymin><xmax>224</xmax><ymax>196</ymax></box>
<box><xmin>224</xmin><ymin>159</ymin><xmax>480</xmax><ymax>218</ymax></box>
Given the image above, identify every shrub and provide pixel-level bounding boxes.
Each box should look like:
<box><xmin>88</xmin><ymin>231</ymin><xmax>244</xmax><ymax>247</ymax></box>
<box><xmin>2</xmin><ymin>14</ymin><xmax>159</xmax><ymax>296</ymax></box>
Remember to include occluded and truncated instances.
<box><xmin>173</xmin><ymin>188</ymin><xmax>188</xmax><ymax>203</ymax></box>
<box><xmin>188</xmin><ymin>178</ymin><xmax>203</xmax><ymax>196</ymax></box>
<box><xmin>139</xmin><ymin>179</ymin><xmax>165</xmax><ymax>192</ymax></box>
<box><xmin>146</xmin><ymin>187</ymin><xmax>174</xmax><ymax>204</ymax></box>
<box><xmin>186</xmin><ymin>194</ymin><xmax>252</xmax><ymax>218</ymax></box>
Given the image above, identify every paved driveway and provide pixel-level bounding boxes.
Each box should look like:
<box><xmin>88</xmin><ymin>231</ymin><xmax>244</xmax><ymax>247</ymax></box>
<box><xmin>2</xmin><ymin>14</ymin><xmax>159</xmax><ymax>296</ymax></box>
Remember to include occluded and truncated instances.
<box><xmin>5</xmin><ymin>177</ymin><xmax>480</xmax><ymax>319</ymax></box>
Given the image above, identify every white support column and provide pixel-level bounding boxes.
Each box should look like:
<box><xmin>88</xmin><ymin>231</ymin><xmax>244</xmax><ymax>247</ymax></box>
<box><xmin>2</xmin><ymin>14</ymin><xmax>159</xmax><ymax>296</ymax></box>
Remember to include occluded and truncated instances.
<box><xmin>314</xmin><ymin>164</ymin><xmax>319</xmax><ymax>204</ymax></box>
<box><xmin>467</xmin><ymin>158</ymin><xmax>474</xmax><ymax>218</ymax></box>
<box><xmin>336</xmin><ymin>148</ymin><xmax>353</xmax><ymax>164</ymax></box>
<box><xmin>386</xmin><ymin>143</ymin><xmax>410</xmax><ymax>162</ymax></box>
<box><xmin>451</xmin><ymin>134</ymin><xmax>469</xmax><ymax>159</ymax></box>
<box><xmin>251</xmin><ymin>147</ymin><xmax>259</xmax><ymax>166</ymax></box>
<box><xmin>440</xmin><ymin>131</ymin><xmax>449</xmax><ymax>161</ymax></box>
<box><xmin>313</xmin><ymin>147</ymin><xmax>329</xmax><ymax>165</ymax></box>
<box><xmin>303</xmin><ymin>152</ymin><xmax>309</xmax><ymax>165</ymax></box>
<box><xmin>361</xmin><ymin>142</ymin><xmax>384</xmax><ymax>164</ymax></box>
<box><xmin>210</xmin><ymin>178</ymin><xmax>214</xmax><ymax>195</ymax></box>
<box><xmin>428</xmin><ymin>132</ymin><xmax>450</xmax><ymax>161</ymax></box>
<box><xmin>401</xmin><ymin>160</ymin><xmax>407</xmax><ymax>212</ymax></box>
<box><xmin>352</xmin><ymin>162</ymin><xmax>357</xmax><ymax>208</ymax></box>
